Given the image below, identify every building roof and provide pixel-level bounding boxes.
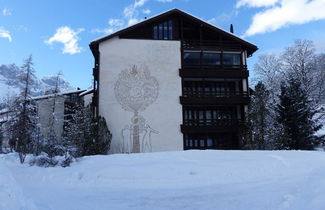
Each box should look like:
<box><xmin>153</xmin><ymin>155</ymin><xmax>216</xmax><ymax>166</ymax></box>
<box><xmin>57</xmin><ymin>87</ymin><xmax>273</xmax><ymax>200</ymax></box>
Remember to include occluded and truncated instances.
<box><xmin>90</xmin><ymin>8</ymin><xmax>258</xmax><ymax>55</ymax></box>
<box><xmin>79</xmin><ymin>88</ymin><xmax>94</xmax><ymax>97</ymax></box>
<box><xmin>32</xmin><ymin>89</ymin><xmax>86</xmax><ymax>101</ymax></box>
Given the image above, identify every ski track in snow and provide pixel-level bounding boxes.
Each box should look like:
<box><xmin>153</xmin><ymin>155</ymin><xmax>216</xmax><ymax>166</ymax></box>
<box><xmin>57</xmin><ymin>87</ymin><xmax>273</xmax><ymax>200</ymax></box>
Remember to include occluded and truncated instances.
<box><xmin>1</xmin><ymin>150</ymin><xmax>325</xmax><ymax>210</ymax></box>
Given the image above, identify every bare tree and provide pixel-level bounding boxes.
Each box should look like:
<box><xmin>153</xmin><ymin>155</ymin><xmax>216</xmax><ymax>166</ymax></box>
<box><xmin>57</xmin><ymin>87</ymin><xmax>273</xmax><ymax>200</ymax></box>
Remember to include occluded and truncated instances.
<box><xmin>253</xmin><ymin>53</ymin><xmax>283</xmax><ymax>105</ymax></box>
<box><xmin>254</xmin><ymin>40</ymin><xmax>325</xmax><ymax>114</ymax></box>
<box><xmin>43</xmin><ymin>71</ymin><xmax>65</xmax><ymax>157</ymax></box>
<box><xmin>282</xmin><ymin>40</ymin><xmax>316</xmax><ymax>97</ymax></box>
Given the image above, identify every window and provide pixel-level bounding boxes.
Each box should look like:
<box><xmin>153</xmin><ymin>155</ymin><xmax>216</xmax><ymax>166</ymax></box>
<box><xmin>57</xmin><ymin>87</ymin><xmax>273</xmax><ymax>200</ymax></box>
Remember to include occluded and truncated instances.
<box><xmin>183</xmin><ymin>80</ymin><xmax>237</xmax><ymax>97</ymax></box>
<box><xmin>184</xmin><ymin>52</ymin><xmax>200</xmax><ymax>65</ymax></box>
<box><xmin>184</xmin><ymin>134</ymin><xmax>237</xmax><ymax>150</ymax></box>
<box><xmin>207</xmin><ymin>136</ymin><xmax>213</xmax><ymax>147</ymax></box>
<box><xmin>153</xmin><ymin>26</ymin><xmax>158</xmax><ymax>39</ymax></box>
<box><xmin>183</xmin><ymin>106</ymin><xmax>237</xmax><ymax>126</ymax></box>
<box><xmin>163</xmin><ymin>21</ymin><xmax>168</xmax><ymax>40</ymax></box>
<box><xmin>202</xmin><ymin>52</ymin><xmax>221</xmax><ymax>65</ymax></box>
<box><xmin>183</xmin><ymin>51</ymin><xmax>242</xmax><ymax>67</ymax></box>
<box><xmin>153</xmin><ymin>20</ymin><xmax>173</xmax><ymax>40</ymax></box>
<box><xmin>159</xmin><ymin>24</ymin><xmax>163</xmax><ymax>39</ymax></box>
<box><xmin>168</xmin><ymin>20</ymin><xmax>173</xmax><ymax>39</ymax></box>
<box><xmin>223</xmin><ymin>53</ymin><xmax>241</xmax><ymax>66</ymax></box>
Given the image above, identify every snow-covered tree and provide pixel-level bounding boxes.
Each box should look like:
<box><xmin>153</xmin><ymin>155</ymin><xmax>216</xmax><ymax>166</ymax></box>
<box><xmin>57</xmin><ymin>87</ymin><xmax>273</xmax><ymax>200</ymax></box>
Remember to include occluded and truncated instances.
<box><xmin>84</xmin><ymin>116</ymin><xmax>111</xmax><ymax>156</ymax></box>
<box><xmin>245</xmin><ymin>82</ymin><xmax>275</xmax><ymax>149</ymax></box>
<box><xmin>64</xmin><ymin>105</ymin><xmax>111</xmax><ymax>157</ymax></box>
<box><xmin>254</xmin><ymin>40</ymin><xmax>325</xmax><ymax>110</ymax></box>
<box><xmin>276</xmin><ymin>78</ymin><xmax>323</xmax><ymax>150</ymax></box>
<box><xmin>253</xmin><ymin>53</ymin><xmax>283</xmax><ymax>104</ymax></box>
<box><xmin>42</xmin><ymin>72</ymin><xmax>64</xmax><ymax>157</ymax></box>
<box><xmin>6</xmin><ymin>55</ymin><xmax>39</xmax><ymax>163</ymax></box>
<box><xmin>0</xmin><ymin>124</ymin><xmax>3</xmax><ymax>153</ymax></box>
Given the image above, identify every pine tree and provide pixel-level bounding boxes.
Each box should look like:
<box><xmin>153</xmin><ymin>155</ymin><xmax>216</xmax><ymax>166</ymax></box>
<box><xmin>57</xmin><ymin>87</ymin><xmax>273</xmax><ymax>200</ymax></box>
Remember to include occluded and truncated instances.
<box><xmin>63</xmin><ymin>103</ymin><xmax>86</xmax><ymax>157</ymax></box>
<box><xmin>6</xmin><ymin>55</ymin><xmax>39</xmax><ymax>163</ymax></box>
<box><xmin>84</xmin><ymin>116</ymin><xmax>111</xmax><ymax>156</ymax></box>
<box><xmin>246</xmin><ymin>81</ymin><xmax>273</xmax><ymax>149</ymax></box>
<box><xmin>64</xmin><ymin>105</ymin><xmax>111</xmax><ymax>157</ymax></box>
<box><xmin>0</xmin><ymin>124</ymin><xmax>3</xmax><ymax>153</ymax></box>
<box><xmin>276</xmin><ymin>77</ymin><xmax>323</xmax><ymax>150</ymax></box>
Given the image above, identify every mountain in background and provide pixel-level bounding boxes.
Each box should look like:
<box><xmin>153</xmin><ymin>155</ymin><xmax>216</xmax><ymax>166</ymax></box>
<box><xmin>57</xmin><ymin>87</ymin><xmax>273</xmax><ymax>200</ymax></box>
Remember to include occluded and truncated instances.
<box><xmin>0</xmin><ymin>64</ymin><xmax>76</xmax><ymax>100</ymax></box>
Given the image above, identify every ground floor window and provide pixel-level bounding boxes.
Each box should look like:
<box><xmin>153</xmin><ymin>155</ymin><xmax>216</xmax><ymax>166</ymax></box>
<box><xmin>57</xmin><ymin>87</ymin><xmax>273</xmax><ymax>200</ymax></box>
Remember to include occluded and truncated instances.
<box><xmin>184</xmin><ymin>133</ymin><xmax>238</xmax><ymax>150</ymax></box>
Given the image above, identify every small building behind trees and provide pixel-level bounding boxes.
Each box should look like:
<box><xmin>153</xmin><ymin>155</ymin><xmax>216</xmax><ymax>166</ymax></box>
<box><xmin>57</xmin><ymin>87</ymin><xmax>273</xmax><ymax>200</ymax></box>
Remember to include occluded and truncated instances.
<box><xmin>0</xmin><ymin>89</ymin><xmax>93</xmax><ymax>150</ymax></box>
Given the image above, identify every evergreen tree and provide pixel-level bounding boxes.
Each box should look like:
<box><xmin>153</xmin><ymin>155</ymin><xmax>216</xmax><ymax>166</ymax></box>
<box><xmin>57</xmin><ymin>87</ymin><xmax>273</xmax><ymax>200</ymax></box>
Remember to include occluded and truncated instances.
<box><xmin>64</xmin><ymin>105</ymin><xmax>111</xmax><ymax>157</ymax></box>
<box><xmin>0</xmin><ymin>124</ymin><xmax>3</xmax><ymax>153</ymax></box>
<box><xmin>246</xmin><ymin>81</ymin><xmax>273</xmax><ymax>149</ymax></box>
<box><xmin>63</xmin><ymin>103</ymin><xmax>87</xmax><ymax>157</ymax></box>
<box><xmin>84</xmin><ymin>116</ymin><xmax>111</xmax><ymax>156</ymax></box>
<box><xmin>276</xmin><ymin>77</ymin><xmax>322</xmax><ymax>150</ymax></box>
<box><xmin>6</xmin><ymin>55</ymin><xmax>39</xmax><ymax>163</ymax></box>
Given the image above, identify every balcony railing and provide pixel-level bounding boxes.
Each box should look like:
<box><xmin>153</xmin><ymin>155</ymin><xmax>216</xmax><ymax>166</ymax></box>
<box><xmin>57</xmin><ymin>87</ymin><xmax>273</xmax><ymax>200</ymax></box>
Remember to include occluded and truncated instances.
<box><xmin>182</xmin><ymin>64</ymin><xmax>247</xmax><ymax>70</ymax></box>
<box><xmin>183</xmin><ymin>91</ymin><xmax>248</xmax><ymax>98</ymax></box>
<box><xmin>182</xmin><ymin>40</ymin><xmax>242</xmax><ymax>51</ymax></box>
<box><xmin>181</xmin><ymin>119</ymin><xmax>244</xmax><ymax>133</ymax></box>
<box><xmin>179</xmin><ymin>68</ymin><xmax>249</xmax><ymax>78</ymax></box>
<box><xmin>183</xmin><ymin>119</ymin><xmax>240</xmax><ymax>127</ymax></box>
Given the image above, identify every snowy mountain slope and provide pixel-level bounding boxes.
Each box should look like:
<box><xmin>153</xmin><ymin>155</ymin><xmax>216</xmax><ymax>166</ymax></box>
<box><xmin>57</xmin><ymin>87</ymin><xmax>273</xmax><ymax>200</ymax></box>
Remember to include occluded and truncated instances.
<box><xmin>0</xmin><ymin>64</ymin><xmax>75</xmax><ymax>99</ymax></box>
<box><xmin>1</xmin><ymin>150</ymin><xmax>325</xmax><ymax>210</ymax></box>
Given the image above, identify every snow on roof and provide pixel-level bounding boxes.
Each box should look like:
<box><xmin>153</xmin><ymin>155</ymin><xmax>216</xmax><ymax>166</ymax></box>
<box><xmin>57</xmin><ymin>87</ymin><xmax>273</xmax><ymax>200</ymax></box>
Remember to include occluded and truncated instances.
<box><xmin>79</xmin><ymin>89</ymin><xmax>94</xmax><ymax>97</ymax></box>
<box><xmin>32</xmin><ymin>89</ymin><xmax>86</xmax><ymax>100</ymax></box>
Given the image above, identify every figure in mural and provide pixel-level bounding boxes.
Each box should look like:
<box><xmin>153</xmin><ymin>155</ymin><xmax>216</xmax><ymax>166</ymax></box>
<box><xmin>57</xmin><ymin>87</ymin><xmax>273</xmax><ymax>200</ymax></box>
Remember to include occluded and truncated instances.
<box><xmin>115</xmin><ymin>65</ymin><xmax>159</xmax><ymax>153</ymax></box>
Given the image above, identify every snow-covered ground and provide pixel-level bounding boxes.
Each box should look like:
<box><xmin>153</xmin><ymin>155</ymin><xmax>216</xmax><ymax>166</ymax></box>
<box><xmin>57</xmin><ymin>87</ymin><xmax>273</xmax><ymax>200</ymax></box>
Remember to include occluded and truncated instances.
<box><xmin>1</xmin><ymin>150</ymin><xmax>325</xmax><ymax>210</ymax></box>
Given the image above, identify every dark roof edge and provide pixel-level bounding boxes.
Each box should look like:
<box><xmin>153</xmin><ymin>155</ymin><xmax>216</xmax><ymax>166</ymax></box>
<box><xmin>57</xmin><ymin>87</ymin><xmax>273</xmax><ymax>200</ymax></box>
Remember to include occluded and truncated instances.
<box><xmin>89</xmin><ymin>8</ymin><xmax>258</xmax><ymax>54</ymax></box>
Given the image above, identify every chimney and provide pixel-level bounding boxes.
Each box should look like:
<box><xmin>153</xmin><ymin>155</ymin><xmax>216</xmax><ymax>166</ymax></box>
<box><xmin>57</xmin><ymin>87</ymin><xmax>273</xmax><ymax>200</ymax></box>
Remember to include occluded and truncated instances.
<box><xmin>230</xmin><ymin>24</ymin><xmax>234</xmax><ymax>34</ymax></box>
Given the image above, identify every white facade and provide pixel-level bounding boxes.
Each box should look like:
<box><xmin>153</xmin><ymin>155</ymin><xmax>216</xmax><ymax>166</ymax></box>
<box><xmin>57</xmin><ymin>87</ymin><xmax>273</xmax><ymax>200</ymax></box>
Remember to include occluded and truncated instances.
<box><xmin>98</xmin><ymin>37</ymin><xmax>183</xmax><ymax>153</ymax></box>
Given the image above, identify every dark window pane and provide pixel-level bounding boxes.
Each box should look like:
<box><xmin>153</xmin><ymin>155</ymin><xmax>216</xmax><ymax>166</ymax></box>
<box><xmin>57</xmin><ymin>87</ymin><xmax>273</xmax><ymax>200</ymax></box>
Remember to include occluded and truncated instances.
<box><xmin>159</xmin><ymin>24</ymin><xmax>163</xmax><ymax>39</ymax></box>
<box><xmin>164</xmin><ymin>21</ymin><xmax>168</xmax><ymax>40</ymax></box>
<box><xmin>203</xmin><ymin>53</ymin><xmax>221</xmax><ymax>65</ymax></box>
<box><xmin>223</xmin><ymin>53</ymin><xmax>241</xmax><ymax>66</ymax></box>
<box><xmin>199</xmin><ymin>139</ymin><xmax>205</xmax><ymax>147</ymax></box>
<box><xmin>168</xmin><ymin>20</ymin><xmax>173</xmax><ymax>39</ymax></box>
<box><xmin>153</xmin><ymin>25</ymin><xmax>158</xmax><ymax>39</ymax></box>
<box><xmin>184</xmin><ymin>52</ymin><xmax>200</xmax><ymax>65</ymax></box>
<box><xmin>207</xmin><ymin>137</ymin><xmax>213</xmax><ymax>147</ymax></box>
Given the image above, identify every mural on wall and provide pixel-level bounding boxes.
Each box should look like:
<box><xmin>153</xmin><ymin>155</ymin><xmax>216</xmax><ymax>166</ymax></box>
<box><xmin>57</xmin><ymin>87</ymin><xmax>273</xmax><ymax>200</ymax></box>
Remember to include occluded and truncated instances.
<box><xmin>114</xmin><ymin>65</ymin><xmax>159</xmax><ymax>153</ymax></box>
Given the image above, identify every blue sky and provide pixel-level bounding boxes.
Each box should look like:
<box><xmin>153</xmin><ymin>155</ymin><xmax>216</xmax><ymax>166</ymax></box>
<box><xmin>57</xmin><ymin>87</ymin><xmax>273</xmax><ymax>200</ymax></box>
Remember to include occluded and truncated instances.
<box><xmin>1</xmin><ymin>0</ymin><xmax>325</xmax><ymax>89</ymax></box>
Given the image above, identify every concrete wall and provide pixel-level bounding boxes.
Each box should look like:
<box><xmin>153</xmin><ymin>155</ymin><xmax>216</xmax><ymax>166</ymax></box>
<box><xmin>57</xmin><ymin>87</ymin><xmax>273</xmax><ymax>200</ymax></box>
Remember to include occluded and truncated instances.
<box><xmin>99</xmin><ymin>37</ymin><xmax>183</xmax><ymax>154</ymax></box>
<box><xmin>37</xmin><ymin>96</ymin><xmax>66</xmax><ymax>142</ymax></box>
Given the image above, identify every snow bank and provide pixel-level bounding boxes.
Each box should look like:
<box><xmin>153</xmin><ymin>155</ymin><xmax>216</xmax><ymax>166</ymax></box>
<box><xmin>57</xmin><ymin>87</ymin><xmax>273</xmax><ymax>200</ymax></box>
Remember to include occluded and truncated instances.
<box><xmin>1</xmin><ymin>150</ymin><xmax>325</xmax><ymax>210</ymax></box>
<box><xmin>0</xmin><ymin>154</ymin><xmax>37</xmax><ymax>210</ymax></box>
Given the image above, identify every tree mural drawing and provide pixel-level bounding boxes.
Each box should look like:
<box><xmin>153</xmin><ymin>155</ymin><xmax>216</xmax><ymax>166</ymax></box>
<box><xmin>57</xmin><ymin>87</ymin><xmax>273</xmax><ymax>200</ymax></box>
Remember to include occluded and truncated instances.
<box><xmin>114</xmin><ymin>65</ymin><xmax>159</xmax><ymax>153</ymax></box>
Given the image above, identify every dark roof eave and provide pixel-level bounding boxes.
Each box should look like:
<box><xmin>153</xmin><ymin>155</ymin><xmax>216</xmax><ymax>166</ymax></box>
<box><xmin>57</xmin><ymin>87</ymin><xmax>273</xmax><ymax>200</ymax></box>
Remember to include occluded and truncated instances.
<box><xmin>89</xmin><ymin>9</ymin><xmax>258</xmax><ymax>55</ymax></box>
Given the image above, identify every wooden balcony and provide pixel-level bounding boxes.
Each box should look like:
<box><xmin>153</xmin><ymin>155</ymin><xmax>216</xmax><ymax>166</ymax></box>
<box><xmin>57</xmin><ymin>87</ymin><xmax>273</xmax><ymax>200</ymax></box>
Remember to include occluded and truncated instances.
<box><xmin>180</xmin><ymin>91</ymin><xmax>249</xmax><ymax>105</ymax></box>
<box><xmin>181</xmin><ymin>119</ymin><xmax>242</xmax><ymax>133</ymax></box>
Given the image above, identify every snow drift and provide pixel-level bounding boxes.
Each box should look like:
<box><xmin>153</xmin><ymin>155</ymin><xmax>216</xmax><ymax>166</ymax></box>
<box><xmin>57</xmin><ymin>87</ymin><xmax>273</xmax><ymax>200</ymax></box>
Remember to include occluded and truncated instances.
<box><xmin>1</xmin><ymin>150</ymin><xmax>325</xmax><ymax>210</ymax></box>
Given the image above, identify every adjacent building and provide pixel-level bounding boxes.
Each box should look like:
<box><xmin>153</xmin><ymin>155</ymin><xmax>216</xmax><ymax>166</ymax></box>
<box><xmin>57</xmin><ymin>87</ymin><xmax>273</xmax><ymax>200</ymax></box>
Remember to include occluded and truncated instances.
<box><xmin>89</xmin><ymin>9</ymin><xmax>258</xmax><ymax>153</ymax></box>
<box><xmin>0</xmin><ymin>89</ymin><xmax>91</xmax><ymax>149</ymax></box>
